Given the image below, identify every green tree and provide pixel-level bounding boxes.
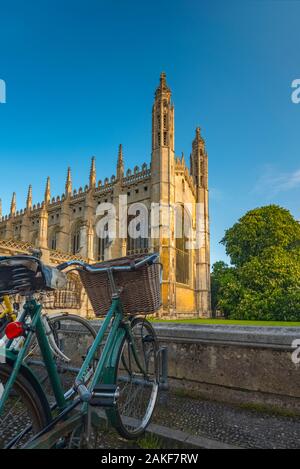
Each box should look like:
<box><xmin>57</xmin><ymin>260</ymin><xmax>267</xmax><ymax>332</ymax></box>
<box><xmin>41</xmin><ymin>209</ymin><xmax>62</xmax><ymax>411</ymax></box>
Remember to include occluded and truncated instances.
<box><xmin>212</xmin><ymin>205</ymin><xmax>300</xmax><ymax>321</ymax></box>
<box><xmin>221</xmin><ymin>205</ymin><xmax>300</xmax><ymax>267</ymax></box>
<box><xmin>211</xmin><ymin>261</ymin><xmax>236</xmax><ymax>317</ymax></box>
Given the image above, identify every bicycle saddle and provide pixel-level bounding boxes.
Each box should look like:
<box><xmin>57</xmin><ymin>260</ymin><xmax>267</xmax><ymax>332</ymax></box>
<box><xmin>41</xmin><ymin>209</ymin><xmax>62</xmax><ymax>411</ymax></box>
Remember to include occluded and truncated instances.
<box><xmin>0</xmin><ymin>255</ymin><xmax>67</xmax><ymax>295</ymax></box>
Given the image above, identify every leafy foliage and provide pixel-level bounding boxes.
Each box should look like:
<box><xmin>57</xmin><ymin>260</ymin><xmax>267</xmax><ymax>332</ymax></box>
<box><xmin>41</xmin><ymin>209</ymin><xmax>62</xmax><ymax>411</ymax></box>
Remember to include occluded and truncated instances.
<box><xmin>221</xmin><ymin>205</ymin><xmax>300</xmax><ymax>267</ymax></box>
<box><xmin>212</xmin><ymin>205</ymin><xmax>300</xmax><ymax>321</ymax></box>
<box><xmin>211</xmin><ymin>261</ymin><xmax>237</xmax><ymax>317</ymax></box>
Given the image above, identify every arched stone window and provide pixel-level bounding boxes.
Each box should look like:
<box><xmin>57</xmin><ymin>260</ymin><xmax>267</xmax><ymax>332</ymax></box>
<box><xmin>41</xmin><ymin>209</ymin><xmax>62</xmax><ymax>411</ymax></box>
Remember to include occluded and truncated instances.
<box><xmin>127</xmin><ymin>219</ymin><xmax>149</xmax><ymax>253</ymax></box>
<box><xmin>31</xmin><ymin>231</ymin><xmax>38</xmax><ymax>247</ymax></box>
<box><xmin>13</xmin><ymin>225</ymin><xmax>21</xmax><ymax>241</ymax></box>
<box><xmin>49</xmin><ymin>229</ymin><xmax>59</xmax><ymax>250</ymax></box>
<box><xmin>96</xmin><ymin>221</ymin><xmax>109</xmax><ymax>261</ymax></box>
<box><xmin>127</xmin><ymin>208</ymin><xmax>149</xmax><ymax>255</ymax></box>
<box><xmin>175</xmin><ymin>205</ymin><xmax>191</xmax><ymax>285</ymax></box>
<box><xmin>71</xmin><ymin>223</ymin><xmax>81</xmax><ymax>255</ymax></box>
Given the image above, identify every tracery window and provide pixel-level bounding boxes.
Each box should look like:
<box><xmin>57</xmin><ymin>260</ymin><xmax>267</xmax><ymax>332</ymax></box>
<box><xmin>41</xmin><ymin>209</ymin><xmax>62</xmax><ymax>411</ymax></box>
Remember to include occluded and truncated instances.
<box><xmin>49</xmin><ymin>229</ymin><xmax>58</xmax><ymax>250</ymax></box>
<box><xmin>175</xmin><ymin>205</ymin><xmax>191</xmax><ymax>285</ymax></box>
<box><xmin>97</xmin><ymin>222</ymin><xmax>109</xmax><ymax>261</ymax></box>
<box><xmin>127</xmin><ymin>213</ymin><xmax>149</xmax><ymax>255</ymax></box>
<box><xmin>72</xmin><ymin>224</ymin><xmax>81</xmax><ymax>254</ymax></box>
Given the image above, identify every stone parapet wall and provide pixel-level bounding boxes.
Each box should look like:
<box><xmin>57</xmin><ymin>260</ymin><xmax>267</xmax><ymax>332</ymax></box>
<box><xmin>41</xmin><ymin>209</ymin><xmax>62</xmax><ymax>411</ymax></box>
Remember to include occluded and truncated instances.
<box><xmin>66</xmin><ymin>321</ymin><xmax>300</xmax><ymax>414</ymax></box>
<box><xmin>152</xmin><ymin>324</ymin><xmax>300</xmax><ymax>414</ymax></box>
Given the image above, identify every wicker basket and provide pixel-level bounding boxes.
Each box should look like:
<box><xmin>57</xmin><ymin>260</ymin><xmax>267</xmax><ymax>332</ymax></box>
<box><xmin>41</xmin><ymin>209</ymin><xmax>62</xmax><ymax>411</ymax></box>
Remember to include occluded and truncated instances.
<box><xmin>79</xmin><ymin>254</ymin><xmax>162</xmax><ymax>317</ymax></box>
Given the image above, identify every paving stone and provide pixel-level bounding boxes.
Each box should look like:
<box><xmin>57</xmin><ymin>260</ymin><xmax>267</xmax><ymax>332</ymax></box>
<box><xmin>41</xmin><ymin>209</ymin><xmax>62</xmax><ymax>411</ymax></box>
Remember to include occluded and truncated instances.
<box><xmin>152</xmin><ymin>391</ymin><xmax>300</xmax><ymax>449</ymax></box>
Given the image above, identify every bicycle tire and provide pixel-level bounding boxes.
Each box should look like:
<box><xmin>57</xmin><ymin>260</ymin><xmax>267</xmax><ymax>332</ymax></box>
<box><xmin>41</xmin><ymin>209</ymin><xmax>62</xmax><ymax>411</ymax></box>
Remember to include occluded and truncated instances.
<box><xmin>107</xmin><ymin>317</ymin><xmax>159</xmax><ymax>440</ymax></box>
<box><xmin>0</xmin><ymin>363</ymin><xmax>50</xmax><ymax>449</ymax></box>
<box><xmin>25</xmin><ymin>313</ymin><xmax>97</xmax><ymax>400</ymax></box>
<box><xmin>0</xmin><ymin>317</ymin><xmax>9</xmax><ymax>339</ymax></box>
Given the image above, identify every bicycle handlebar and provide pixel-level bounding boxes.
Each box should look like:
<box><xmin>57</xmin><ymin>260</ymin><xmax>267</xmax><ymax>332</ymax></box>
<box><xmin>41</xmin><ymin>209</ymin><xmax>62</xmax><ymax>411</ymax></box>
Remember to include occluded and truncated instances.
<box><xmin>57</xmin><ymin>253</ymin><xmax>159</xmax><ymax>274</ymax></box>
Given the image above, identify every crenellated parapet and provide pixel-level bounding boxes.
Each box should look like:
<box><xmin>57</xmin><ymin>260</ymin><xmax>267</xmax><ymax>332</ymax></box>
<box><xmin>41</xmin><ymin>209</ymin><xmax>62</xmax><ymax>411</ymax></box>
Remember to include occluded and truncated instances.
<box><xmin>122</xmin><ymin>164</ymin><xmax>150</xmax><ymax>186</ymax></box>
<box><xmin>0</xmin><ymin>151</ymin><xmax>154</xmax><ymax>228</ymax></box>
<box><xmin>94</xmin><ymin>180</ymin><xmax>115</xmax><ymax>195</ymax></box>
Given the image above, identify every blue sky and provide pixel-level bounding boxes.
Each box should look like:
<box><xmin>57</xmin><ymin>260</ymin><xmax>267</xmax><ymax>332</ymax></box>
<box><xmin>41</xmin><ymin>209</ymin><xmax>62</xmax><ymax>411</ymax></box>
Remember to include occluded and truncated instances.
<box><xmin>0</xmin><ymin>0</ymin><xmax>299</xmax><ymax>264</ymax></box>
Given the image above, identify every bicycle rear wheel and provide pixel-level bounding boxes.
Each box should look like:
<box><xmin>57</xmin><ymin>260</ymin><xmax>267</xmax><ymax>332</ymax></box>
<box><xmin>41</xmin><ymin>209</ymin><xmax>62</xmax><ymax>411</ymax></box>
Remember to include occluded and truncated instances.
<box><xmin>25</xmin><ymin>313</ymin><xmax>96</xmax><ymax>401</ymax></box>
<box><xmin>109</xmin><ymin>317</ymin><xmax>159</xmax><ymax>439</ymax></box>
<box><xmin>0</xmin><ymin>363</ymin><xmax>49</xmax><ymax>448</ymax></box>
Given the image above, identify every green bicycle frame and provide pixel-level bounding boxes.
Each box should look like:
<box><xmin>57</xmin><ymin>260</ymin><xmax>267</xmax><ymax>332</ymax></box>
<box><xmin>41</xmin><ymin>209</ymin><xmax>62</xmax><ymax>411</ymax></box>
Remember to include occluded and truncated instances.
<box><xmin>0</xmin><ymin>299</ymin><xmax>67</xmax><ymax>415</ymax></box>
<box><xmin>0</xmin><ymin>294</ymin><xmax>147</xmax><ymax>443</ymax></box>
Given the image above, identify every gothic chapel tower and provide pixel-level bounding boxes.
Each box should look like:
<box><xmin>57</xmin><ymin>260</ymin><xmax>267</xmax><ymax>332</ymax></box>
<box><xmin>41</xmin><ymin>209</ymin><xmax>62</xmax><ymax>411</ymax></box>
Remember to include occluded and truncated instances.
<box><xmin>151</xmin><ymin>73</ymin><xmax>176</xmax><ymax>317</ymax></box>
<box><xmin>191</xmin><ymin>127</ymin><xmax>211</xmax><ymax>316</ymax></box>
<box><xmin>151</xmin><ymin>73</ymin><xmax>211</xmax><ymax>318</ymax></box>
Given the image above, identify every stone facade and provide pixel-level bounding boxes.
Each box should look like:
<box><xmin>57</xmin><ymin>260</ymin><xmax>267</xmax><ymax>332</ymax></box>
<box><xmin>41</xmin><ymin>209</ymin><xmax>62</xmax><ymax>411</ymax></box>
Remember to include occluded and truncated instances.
<box><xmin>0</xmin><ymin>73</ymin><xmax>211</xmax><ymax>318</ymax></box>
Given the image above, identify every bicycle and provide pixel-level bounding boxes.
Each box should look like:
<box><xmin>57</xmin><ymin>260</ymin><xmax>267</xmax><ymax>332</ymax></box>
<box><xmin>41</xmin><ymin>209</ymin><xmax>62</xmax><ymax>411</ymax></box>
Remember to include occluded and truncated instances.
<box><xmin>0</xmin><ymin>293</ymin><xmax>97</xmax><ymax>400</ymax></box>
<box><xmin>24</xmin><ymin>311</ymin><xmax>97</xmax><ymax>403</ymax></box>
<box><xmin>0</xmin><ymin>252</ymin><xmax>162</xmax><ymax>449</ymax></box>
<box><xmin>0</xmin><ymin>248</ymin><xmax>97</xmax><ymax>384</ymax></box>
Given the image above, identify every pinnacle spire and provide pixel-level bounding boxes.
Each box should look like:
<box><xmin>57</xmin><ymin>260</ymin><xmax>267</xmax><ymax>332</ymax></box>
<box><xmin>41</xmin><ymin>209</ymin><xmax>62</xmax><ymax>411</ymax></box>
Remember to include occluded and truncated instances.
<box><xmin>191</xmin><ymin>126</ymin><xmax>208</xmax><ymax>189</ymax></box>
<box><xmin>192</xmin><ymin>126</ymin><xmax>205</xmax><ymax>152</ymax></box>
<box><xmin>118</xmin><ymin>144</ymin><xmax>123</xmax><ymax>164</ymax></box>
<box><xmin>45</xmin><ymin>177</ymin><xmax>51</xmax><ymax>204</ymax></box>
<box><xmin>89</xmin><ymin>156</ymin><xmax>96</xmax><ymax>188</ymax></box>
<box><xmin>152</xmin><ymin>72</ymin><xmax>174</xmax><ymax>151</ymax></box>
<box><xmin>160</xmin><ymin>71</ymin><xmax>167</xmax><ymax>86</ymax></box>
<box><xmin>0</xmin><ymin>199</ymin><xmax>2</xmax><ymax>219</ymax></box>
<box><xmin>10</xmin><ymin>192</ymin><xmax>16</xmax><ymax>216</ymax></box>
<box><xmin>27</xmin><ymin>185</ymin><xmax>32</xmax><ymax>211</ymax></box>
<box><xmin>65</xmin><ymin>167</ymin><xmax>72</xmax><ymax>197</ymax></box>
<box><xmin>155</xmin><ymin>71</ymin><xmax>171</xmax><ymax>98</ymax></box>
<box><xmin>117</xmin><ymin>144</ymin><xmax>124</xmax><ymax>179</ymax></box>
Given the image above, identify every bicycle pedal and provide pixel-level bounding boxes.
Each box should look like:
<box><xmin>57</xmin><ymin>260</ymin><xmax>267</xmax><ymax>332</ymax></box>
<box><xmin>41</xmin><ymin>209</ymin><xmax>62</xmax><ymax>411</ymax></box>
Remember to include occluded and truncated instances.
<box><xmin>89</xmin><ymin>384</ymin><xmax>119</xmax><ymax>407</ymax></box>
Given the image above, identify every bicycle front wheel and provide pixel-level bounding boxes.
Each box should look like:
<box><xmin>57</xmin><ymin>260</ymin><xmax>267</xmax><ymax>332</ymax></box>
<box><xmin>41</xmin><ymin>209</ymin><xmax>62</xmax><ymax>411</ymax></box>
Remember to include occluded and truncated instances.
<box><xmin>109</xmin><ymin>317</ymin><xmax>159</xmax><ymax>439</ymax></box>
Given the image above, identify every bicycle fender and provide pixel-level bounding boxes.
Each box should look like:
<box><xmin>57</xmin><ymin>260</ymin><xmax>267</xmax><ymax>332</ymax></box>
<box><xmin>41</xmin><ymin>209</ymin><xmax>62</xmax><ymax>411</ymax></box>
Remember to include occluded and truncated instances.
<box><xmin>103</xmin><ymin>327</ymin><xmax>126</xmax><ymax>384</ymax></box>
<box><xmin>102</xmin><ymin>328</ymin><xmax>126</xmax><ymax>428</ymax></box>
<box><xmin>3</xmin><ymin>349</ymin><xmax>52</xmax><ymax>422</ymax></box>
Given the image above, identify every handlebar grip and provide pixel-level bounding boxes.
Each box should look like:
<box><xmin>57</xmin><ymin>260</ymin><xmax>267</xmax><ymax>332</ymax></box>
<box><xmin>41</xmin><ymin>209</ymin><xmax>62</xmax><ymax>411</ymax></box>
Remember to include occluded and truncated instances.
<box><xmin>57</xmin><ymin>262</ymin><xmax>69</xmax><ymax>271</ymax></box>
<box><xmin>146</xmin><ymin>253</ymin><xmax>158</xmax><ymax>265</ymax></box>
<box><xmin>76</xmin><ymin>383</ymin><xmax>92</xmax><ymax>403</ymax></box>
<box><xmin>134</xmin><ymin>253</ymin><xmax>159</xmax><ymax>270</ymax></box>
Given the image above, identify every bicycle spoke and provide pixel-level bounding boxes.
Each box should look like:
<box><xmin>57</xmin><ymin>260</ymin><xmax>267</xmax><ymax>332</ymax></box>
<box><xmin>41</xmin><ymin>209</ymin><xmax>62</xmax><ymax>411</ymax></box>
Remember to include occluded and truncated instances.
<box><xmin>113</xmin><ymin>318</ymin><xmax>159</xmax><ymax>438</ymax></box>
